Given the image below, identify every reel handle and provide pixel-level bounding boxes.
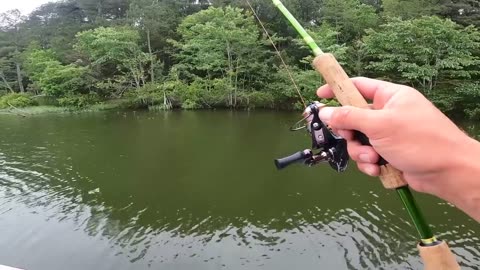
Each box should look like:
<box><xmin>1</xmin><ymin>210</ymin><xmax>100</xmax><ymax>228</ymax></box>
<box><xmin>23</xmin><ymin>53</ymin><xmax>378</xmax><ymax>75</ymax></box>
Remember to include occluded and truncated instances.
<box><xmin>274</xmin><ymin>150</ymin><xmax>311</xmax><ymax>169</ymax></box>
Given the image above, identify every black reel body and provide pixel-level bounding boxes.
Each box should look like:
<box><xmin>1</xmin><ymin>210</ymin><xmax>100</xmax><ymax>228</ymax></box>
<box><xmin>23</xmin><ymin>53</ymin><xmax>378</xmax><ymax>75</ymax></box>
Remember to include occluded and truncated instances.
<box><xmin>274</xmin><ymin>102</ymin><xmax>349</xmax><ymax>172</ymax></box>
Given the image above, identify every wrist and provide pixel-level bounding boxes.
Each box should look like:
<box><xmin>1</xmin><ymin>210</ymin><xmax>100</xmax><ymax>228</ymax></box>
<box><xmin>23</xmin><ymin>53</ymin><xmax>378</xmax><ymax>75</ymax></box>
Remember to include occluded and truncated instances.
<box><xmin>441</xmin><ymin>135</ymin><xmax>480</xmax><ymax>221</ymax></box>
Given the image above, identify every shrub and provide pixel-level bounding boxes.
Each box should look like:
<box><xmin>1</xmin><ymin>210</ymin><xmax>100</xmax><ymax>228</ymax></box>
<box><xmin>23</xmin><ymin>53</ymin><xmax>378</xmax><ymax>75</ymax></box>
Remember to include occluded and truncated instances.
<box><xmin>0</xmin><ymin>93</ymin><xmax>37</xmax><ymax>109</ymax></box>
<box><xmin>33</xmin><ymin>95</ymin><xmax>59</xmax><ymax>106</ymax></box>
<box><xmin>181</xmin><ymin>99</ymin><xmax>200</xmax><ymax>110</ymax></box>
<box><xmin>57</xmin><ymin>93</ymin><xmax>100</xmax><ymax>108</ymax></box>
<box><xmin>172</xmin><ymin>77</ymin><xmax>231</xmax><ymax>109</ymax></box>
<box><xmin>238</xmin><ymin>91</ymin><xmax>275</xmax><ymax>109</ymax></box>
<box><xmin>125</xmin><ymin>83</ymin><xmax>165</xmax><ymax>108</ymax></box>
<box><xmin>148</xmin><ymin>104</ymin><xmax>172</xmax><ymax>111</ymax></box>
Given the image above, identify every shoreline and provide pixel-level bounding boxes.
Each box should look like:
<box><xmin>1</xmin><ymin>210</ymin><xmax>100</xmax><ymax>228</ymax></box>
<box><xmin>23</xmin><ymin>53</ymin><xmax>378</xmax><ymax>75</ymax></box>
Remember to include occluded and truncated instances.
<box><xmin>0</xmin><ymin>104</ymin><xmax>301</xmax><ymax>116</ymax></box>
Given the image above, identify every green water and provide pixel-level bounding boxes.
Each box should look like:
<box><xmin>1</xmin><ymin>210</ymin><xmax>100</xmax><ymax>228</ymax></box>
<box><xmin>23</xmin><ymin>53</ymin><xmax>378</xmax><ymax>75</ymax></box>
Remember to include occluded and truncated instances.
<box><xmin>0</xmin><ymin>111</ymin><xmax>479</xmax><ymax>270</ymax></box>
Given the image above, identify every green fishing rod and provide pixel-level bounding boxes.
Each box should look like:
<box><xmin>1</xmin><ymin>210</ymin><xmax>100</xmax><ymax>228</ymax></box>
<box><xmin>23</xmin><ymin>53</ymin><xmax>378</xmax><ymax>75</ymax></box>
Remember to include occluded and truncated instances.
<box><xmin>269</xmin><ymin>0</ymin><xmax>460</xmax><ymax>268</ymax></box>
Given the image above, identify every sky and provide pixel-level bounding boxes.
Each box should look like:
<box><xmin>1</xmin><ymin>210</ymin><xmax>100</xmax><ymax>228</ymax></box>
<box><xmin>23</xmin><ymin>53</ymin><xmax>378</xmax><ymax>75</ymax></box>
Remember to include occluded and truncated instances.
<box><xmin>0</xmin><ymin>0</ymin><xmax>57</xmax><ymax>15</ymax></box>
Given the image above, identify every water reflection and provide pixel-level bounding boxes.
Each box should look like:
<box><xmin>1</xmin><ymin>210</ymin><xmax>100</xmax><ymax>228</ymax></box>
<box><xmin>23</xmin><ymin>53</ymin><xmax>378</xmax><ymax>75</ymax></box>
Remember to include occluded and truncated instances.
<box><xmin>0</xmin><ymin>111</ymin><xmax>479</xmax><ymax>270</ymax></box>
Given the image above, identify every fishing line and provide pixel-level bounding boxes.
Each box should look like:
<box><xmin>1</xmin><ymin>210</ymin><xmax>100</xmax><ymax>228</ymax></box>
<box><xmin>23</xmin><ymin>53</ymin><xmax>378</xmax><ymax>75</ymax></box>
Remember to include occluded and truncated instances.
<box><xmin>244</xmin><ymin>0</ymin><xmax>307</xmax><ymax>108</ymax></box>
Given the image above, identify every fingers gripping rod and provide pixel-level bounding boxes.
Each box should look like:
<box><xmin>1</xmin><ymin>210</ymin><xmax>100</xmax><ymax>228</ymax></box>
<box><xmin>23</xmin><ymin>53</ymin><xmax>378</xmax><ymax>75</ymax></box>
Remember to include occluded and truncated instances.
<box><xmin>270</xmin><ymin>0</ymin><xmax>460</xmax><ymax>269</ymax></box>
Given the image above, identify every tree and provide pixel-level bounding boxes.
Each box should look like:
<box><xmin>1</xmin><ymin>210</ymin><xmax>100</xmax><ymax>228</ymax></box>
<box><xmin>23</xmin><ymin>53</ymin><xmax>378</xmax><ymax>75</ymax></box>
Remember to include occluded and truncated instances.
<box><xmin>76</xmin><ymin>0</ymin><xmax>130</xmax><ymax>22</ymax></box>
<box><xmin>23</xmin><ymin>47</ymin><xmax>88</xmax><ymax>97</ymax></box>
<box><xmin>294</xmin><ymin>24</ymin><xmax>348</xmax><ymax>66</ymax></box>
<box><xmin>320</xmin><ymin>0</ymin><xmax>379</xmax><ymax>42</ymax></box>
<box><xmin>267</xmin><ymin>24</ymin><xmax>347</xmax><ymax>107</ymax></box>
<box><xmin>382</xmin><ymin>0</ymin><xmax>441</xmax><ymax>19</ymax></box>
<box><xmin>438</xmin><ymin>0</ymin><xmax>480</xmax><ymax>27</ymax></box>
<box><xmin>128</xmin><ymin>0</ymin><xmax>182</xmax><ymax>82</ymax></box>
<box><xmin>0</xmin><ymin>9</ymin><xmax>27</xmax><ymax>92</ymax></box>
<box><xmin>171</xmin><ymin>6</ymin><xmax>269</xmax><ymax>107</ymax></box>
<box><xmin>0</xmin><ymin>57</ymin><xmax>14</xmax><ymax>92</ymax></box>
<box><xmin>75</xmin><ymin>26</ymin><xmax>150</xmax><ymax>94</ymax></box>
<box><xmin>361</xmin><ymin>0</ymin><xmax>382</xmax><ymax>11</ymax></box>
<box><xmin>363</xmin><ymin>16</ymin><xmax>480</xmax><ymax>94</ymax></box>
<box><xmin>275</xmin><ymin>0</ymin><xmax>322</xmax><ymax>25</ymax></box>
<box><xmin>24</xmin><ymin>1</ymin><xmax>92</xmax><ymax>61</ymax></box>
<box><xmin>454</xmin><ymin>82</ymin><xmax>480</xmax><ymax>118</ymax></box>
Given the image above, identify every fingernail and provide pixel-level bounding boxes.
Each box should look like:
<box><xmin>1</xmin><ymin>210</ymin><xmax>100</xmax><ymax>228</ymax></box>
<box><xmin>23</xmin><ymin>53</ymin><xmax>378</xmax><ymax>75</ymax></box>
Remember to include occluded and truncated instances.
<box><xmin>359</xmin><ymin>154</ymin><xmax>371</xmax><ymax>163</ymax></box>
<box><xmin>319</xmin><ymin>107</ymin><xmax>335</xmax><ymax>123</ymax></box>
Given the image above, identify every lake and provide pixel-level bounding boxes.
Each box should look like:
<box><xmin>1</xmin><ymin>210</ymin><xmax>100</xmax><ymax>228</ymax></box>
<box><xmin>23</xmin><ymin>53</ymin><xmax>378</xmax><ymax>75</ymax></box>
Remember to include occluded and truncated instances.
<box><xmin>0</xmin><ymin>110</ymin><xmax>479</xmax><ymax>270</ymax></box>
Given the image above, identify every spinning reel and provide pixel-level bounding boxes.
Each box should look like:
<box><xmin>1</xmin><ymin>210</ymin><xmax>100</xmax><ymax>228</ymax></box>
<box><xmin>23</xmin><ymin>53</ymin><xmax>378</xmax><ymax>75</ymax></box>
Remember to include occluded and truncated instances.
<box><xmin>274</xmin><ymin>102</ymin><xmax>349</xmax><ymax>172</ymax></box>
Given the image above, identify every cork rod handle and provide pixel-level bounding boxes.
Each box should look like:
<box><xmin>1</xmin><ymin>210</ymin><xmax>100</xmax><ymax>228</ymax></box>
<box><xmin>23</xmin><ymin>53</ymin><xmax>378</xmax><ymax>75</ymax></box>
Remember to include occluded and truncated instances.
<box><xmin>418</xmin><ymin>242</ymin><xmax>460</xmax><ymax>270</ymax></box>
<box><xmin>312</xmin><ymin>53</ymin><xmax>406</xmax><ymax>189</ymax></box>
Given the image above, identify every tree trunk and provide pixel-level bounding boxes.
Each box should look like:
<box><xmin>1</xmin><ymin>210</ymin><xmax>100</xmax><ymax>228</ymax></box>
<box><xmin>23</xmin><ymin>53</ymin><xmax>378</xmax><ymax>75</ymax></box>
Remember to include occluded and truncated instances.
<box><xmin>226</xmin><ymin>41</ymin><xmax>233</xmax><ymax>107</ymax></box>
<box><xmin>97</xmin><ymin>1</ymin><xmax>103</xmax><ymax>18</ymax></box>
<box><xmin>139</xmin><ymin>63</ymin><xmax>146</xmax><ymax>86</ymax></box>
<box><xmin>0</xmin><ymin>71</ymin><xmax>14</xmax><ymax>93</ymax></box>
<box><xmin>12</xmin><ymin>46</ymin><xmax>25</xmax><ymax>93</ymax></box>
<box><xmin>234</xmin><ymin>58</ymin><xmax>240</xmax><ymax>108</ymax></box>
<box><xmin>146</xmin><ymin>29</ymin><xmax>155</xmax><ymax>83</ymax></box>
<box><xmin>356</xmin><ymin>51</ymin><xmax>362</xmax><ymax>76</ymax></box>
<box><xmin>130</xmin><ymin>67</ymin><xmax>140</xmax><ymax>89</ymax></box>
<box><xmin>163</xmin><ymin>90</ymin><xmax>167</xmax><ymax>107</ymax></box>
<box><xmin>15</xmin><ymin>61</ymin><xmax>24</xmax><ymax>93</ymax></box>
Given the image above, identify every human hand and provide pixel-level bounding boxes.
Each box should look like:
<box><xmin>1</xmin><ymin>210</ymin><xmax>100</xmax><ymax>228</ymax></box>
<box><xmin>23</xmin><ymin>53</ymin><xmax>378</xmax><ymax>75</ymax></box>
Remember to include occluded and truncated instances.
<box><xmin>316</xmin><ymin>77</ymin><xmax>480</xmax><ymax>218</ymax></box>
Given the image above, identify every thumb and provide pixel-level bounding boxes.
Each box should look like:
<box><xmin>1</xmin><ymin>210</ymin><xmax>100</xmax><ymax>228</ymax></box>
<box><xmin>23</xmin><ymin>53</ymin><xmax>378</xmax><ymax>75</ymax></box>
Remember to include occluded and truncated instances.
<box><xmin>319</xmin><ymin>106</ymin><xmax>385</xmax><ymax>136</ymax></box>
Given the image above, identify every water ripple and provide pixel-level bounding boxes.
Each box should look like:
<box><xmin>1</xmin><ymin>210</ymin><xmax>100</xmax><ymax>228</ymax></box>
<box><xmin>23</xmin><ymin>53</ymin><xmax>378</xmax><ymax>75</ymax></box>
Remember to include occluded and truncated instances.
<box><xmin>1</xmin><ymin>112</ymin><xmax>480</xmax><ymax>270</ymax></box>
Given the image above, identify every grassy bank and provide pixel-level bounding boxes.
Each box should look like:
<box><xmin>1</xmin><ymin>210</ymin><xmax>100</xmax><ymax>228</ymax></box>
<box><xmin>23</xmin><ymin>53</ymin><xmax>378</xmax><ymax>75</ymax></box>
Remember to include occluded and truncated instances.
<box><xmin>0</xmin><ymin>102</ymin><xmax>125</xmax><ymax>116</ymax></box>
<box><xmin>0</xmin><ymin>106</ymin><xmax>68</xmax><ymax>116</ymax></box>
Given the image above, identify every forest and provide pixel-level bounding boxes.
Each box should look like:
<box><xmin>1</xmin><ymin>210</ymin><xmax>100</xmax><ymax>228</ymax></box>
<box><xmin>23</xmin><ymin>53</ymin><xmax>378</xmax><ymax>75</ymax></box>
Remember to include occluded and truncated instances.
<box><xmin>0</xmin><ymin>0</ymin><xmax>479</xmax><ymax>118</ymax></box>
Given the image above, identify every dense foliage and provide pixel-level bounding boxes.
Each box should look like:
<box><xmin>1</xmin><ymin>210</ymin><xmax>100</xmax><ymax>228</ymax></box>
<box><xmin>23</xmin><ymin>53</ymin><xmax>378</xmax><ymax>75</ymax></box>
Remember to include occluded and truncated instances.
<box><xmin>0</xmin><ymin>93</ymin><xmax>36</xmax><ymax>109</ymax></box>
<box><xmin>0</xmin><ymin>0</ymin><xmax>480</xmax><ymax>118</ymax></box>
